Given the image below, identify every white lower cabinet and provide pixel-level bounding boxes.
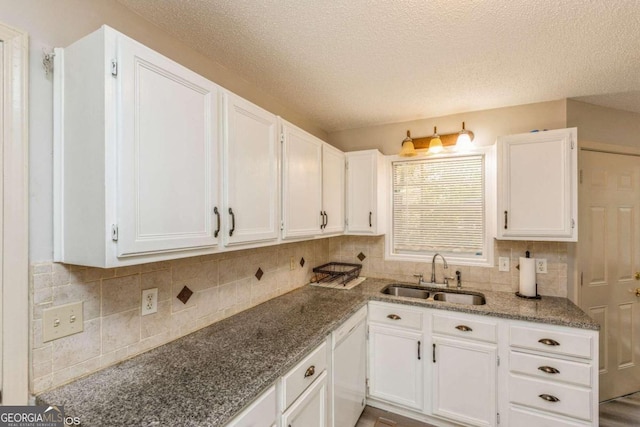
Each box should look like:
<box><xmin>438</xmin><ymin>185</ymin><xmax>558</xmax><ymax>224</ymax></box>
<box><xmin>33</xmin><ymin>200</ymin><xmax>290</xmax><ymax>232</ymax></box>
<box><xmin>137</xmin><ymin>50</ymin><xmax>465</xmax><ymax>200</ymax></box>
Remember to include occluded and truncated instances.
<box><xmin>366</xmin><ymin>302</ymin><xmax>599</xmax><ymax>427</ymax></box>
<box><xmin>368</xmin><ymin>303</ymin><xmax>424</xmax><ymax>411</ymax></box>
<box><xmin>282</xmin><ymin>371</ymin><xmax>328</xmax><ymax>427</ymax></box>
<box><xmin>226</xmin><ymin>385</ymin><xmax>277</xmax><ymax>427</ymax></box>
<box><xmin>431</xmin><ymin>312</ymin><xmax>498</xmax><ymax>426</ymax></box>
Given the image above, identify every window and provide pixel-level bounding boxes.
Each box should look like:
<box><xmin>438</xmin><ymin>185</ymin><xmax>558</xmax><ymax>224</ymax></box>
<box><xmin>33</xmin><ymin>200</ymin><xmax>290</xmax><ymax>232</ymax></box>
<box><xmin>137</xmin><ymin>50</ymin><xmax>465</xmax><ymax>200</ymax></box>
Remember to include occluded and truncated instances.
<box><xmin>389</xmin><ymin>152</ymin><xmax>493</xmax><ymax>266</ymax></box>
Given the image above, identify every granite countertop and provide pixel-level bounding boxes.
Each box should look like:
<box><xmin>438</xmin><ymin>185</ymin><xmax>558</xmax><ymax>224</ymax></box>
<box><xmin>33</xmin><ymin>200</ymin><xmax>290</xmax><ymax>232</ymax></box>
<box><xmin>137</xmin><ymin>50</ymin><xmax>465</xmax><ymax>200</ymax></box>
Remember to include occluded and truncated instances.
<box><xmin>37</xmin><ymin>278</ymin><xmax>598</xmax><ymax>426</ymax></box>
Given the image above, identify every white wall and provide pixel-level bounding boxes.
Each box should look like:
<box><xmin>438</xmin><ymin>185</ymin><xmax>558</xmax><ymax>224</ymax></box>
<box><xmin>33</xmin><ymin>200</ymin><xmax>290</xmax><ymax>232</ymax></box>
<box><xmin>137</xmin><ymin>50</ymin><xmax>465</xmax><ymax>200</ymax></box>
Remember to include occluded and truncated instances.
<box><xmin>567</xmin><ymin>99</ymin><xmax>640</xmax><ymax>147</ymax></box>
<box><xmin>328</xmin><ymin>99</ymin><xmax>567</xmax><ymax>154</ymax></box>
<box><xmin>0</xmin><ymin>0</ymin><xmax>327</xmax><ymax>262</ymax></box>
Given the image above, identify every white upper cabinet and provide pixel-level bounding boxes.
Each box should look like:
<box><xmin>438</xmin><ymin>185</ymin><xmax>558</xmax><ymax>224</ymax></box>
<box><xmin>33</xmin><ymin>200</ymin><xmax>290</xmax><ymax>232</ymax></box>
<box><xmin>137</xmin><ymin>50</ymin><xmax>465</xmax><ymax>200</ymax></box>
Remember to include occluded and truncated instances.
<box><xmin>346</xmin><ymin>150</ymin><xmax>388</xmax><ymax>235</ymax></box>
<box><xmin>281</xmin><ymin>120</ymin><xmax>323</xmax><ymax>239</ymax></box>
<box><xmin>222</xmin><ymin>92</ymin><xmax>280</xmax><ymax>247</ymax></box>
<box><xmin>322</xmin><ymin>144</ymin><xmax>346</xmax><ymax>235</ymax></box>
<box><xmin>54</xmin><ymin>25</ymin><xmax>220</xmax><ymax>267</ymax></box>
<box><xmin>497</xmin><ymin>128</ymin><xmax>577</xmax><ymax>241</ymax></box>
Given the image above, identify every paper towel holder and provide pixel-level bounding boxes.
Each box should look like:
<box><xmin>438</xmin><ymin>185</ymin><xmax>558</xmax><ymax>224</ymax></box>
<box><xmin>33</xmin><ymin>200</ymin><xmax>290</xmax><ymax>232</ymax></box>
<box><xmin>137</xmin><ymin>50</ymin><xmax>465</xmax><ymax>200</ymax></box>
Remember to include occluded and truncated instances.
<box><xmin>516</xmin><ymin>251</ymin><xmax>541</xmax><ymax>299</ymax></box>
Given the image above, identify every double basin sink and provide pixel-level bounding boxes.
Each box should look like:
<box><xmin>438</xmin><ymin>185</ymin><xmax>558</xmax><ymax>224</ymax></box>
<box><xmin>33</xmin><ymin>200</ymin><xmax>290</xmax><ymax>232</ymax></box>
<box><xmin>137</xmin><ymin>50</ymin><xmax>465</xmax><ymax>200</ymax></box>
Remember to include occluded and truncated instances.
<box><xmin>381</xmin><ymin>284</ymin><xmax>486</xmax><ymax>305</ymax></box>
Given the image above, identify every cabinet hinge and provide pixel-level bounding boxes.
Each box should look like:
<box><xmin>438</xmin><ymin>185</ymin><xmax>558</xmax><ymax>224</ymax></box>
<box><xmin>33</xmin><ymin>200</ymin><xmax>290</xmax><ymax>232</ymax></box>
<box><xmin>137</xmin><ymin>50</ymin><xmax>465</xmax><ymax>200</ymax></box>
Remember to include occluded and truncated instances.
<box><xmin>345</xmin><ymin>218</ymin><xmax>349</xmax><ymax>227</ymax></box>
<box><xmin>497</xmin><ymin>355</ymin><xmax>500</xmax><ymax>367</ymax></box>
<box><xmin>366</xmin><ymin>378</ymin><xmax>369</xmax><ymax>393</ymax></box>
<box><xmin>111</xmin><ymin>224</ymin><xmax>119</xmax><ymax>242</ymax></box>
<box><xmin>111</xmin><ymin>60</ymin><xmax>118</xmax><ymax>77</ymax></box>
<box><xmin>570</xmin><ymin>137</ymin><xmax>575</xmax><ymax>149</ymax></box>
<box><xmin>280</xmin><ymin>221</ymin><xmax>284</xmax><ymax>231</ymax></box>
<box><xmin>571</xmin><ymin>218</ymin><xmax>576</xmax><ymax>229</ymax></box>
<box><xmin>497</xmin><ymin>412</ymin><xmax>500</xmax><ymax>424</ymax></box>
<box><xmin>579</xmin><ymin>169</ymin><xmax>583</xmax><ymax>184</ymax></box>
<box><xmin>280</xmin><ymin>133</ymin><xmax>285</xmax><ymax>144</ymax></box>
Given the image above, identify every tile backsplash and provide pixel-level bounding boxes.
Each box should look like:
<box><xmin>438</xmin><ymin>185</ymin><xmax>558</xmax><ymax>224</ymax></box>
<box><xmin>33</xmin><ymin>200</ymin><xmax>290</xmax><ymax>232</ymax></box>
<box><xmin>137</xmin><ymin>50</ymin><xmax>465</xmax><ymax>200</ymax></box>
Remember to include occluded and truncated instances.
<box><xmin>30</xmin><ymin>236</ymin><xmax>569</xmax><ymax>394</ymax></box>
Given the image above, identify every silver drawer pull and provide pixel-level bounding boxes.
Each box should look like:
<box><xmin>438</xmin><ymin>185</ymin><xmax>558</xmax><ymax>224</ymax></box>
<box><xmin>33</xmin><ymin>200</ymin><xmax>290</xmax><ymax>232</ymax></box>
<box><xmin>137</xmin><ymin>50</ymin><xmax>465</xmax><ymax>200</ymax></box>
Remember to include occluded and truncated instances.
<box><xmin>538</xmin><ymin>366</ymin><xmax>560</xmax><ymax>375</ymax></box>
<box><xmin>304</xmin><ymin>365</ymin><xmax>315</xmax><ymax>378</ymax></box>
<box><xmin>538</xmin><ymin>338</ymin><xmax>560</xmax><ymax>346</ymax></box>
<box><xmin>455</xmin><ymin>325</ymin><xmax>473</xmax><ymax>332</ymax></box>
<box><xmin>387</xmin><ymin>314</ymin><xmax>401</xmax><ymax>320</ymax></box>
<box><xmin>539</xmin><ymin>394</ymin><xmax>560</xmax><ymax>402</ymax></box>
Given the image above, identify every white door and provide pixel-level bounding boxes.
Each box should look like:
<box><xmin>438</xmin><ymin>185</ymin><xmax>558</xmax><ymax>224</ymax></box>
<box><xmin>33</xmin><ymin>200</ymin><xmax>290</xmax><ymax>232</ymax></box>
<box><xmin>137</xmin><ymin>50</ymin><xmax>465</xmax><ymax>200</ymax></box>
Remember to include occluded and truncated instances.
<box><xmin>322</xmin><ymin>144</ymin><xmax>345</xmax><ymax>235</ymax></box>
<box><xmin>281</xmin><ymin>121</ymin><xmax>323</xmax><ymax>239</ymax></box>
<box><xmin>223</xmin><ymin>93</ymin><xmax>279</xmax><ymax>246</ymax></box>
<box><xmin>346</xmin><ymin>153</ymin><xmax>375</xmax><ymax>234</ymax></box>
<box><xmin>579</xmin><ymin>149</ymin><xmax>640</xmax><ymax>401</ymax></box>
<box><xmin>282</xmin><ymin>372</ymin><xmax>328</xmax><ymax>427</ymax></box>
<box><xmin>432</xmin><ymin>336</ymin><xmax>497</xmax><ymax>427</ymax></box>
<box><xmin>118</xmin><ymin>35</ymin><xmax>219</xmax><ymax>256</ymax></box>
<box><xmin>368</xmin><ymin>324</ymin><xmax>423</xmax><ymax>410</ymax></box>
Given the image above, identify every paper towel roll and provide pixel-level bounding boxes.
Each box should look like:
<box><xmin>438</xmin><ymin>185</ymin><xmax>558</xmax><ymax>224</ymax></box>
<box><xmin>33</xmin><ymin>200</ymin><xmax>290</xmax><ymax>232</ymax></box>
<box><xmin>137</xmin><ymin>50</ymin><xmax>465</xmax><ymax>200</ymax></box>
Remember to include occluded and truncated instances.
<box><xmin>519</xmin><ymin>257</ymin><xmax>537</xmax><ymax>297</ymax></box>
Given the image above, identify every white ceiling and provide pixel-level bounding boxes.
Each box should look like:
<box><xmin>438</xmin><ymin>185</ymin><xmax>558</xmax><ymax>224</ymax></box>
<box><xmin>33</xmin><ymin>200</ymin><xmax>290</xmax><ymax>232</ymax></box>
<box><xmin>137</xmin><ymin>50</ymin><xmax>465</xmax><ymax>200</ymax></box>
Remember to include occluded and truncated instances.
<box><xmin>117</xmin><ymin>0</ymin><xmax>640</xmax><ymax>132</ymax></box>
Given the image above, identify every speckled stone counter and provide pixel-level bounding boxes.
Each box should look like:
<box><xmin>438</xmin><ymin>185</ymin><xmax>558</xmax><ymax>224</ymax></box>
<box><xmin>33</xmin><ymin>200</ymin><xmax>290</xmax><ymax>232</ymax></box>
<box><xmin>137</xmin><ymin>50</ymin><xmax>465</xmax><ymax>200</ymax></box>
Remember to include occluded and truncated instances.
<box><xmin>37</xmin><ymin>278</ymin><xmax>597</xmax><ymax>426</ymax></box>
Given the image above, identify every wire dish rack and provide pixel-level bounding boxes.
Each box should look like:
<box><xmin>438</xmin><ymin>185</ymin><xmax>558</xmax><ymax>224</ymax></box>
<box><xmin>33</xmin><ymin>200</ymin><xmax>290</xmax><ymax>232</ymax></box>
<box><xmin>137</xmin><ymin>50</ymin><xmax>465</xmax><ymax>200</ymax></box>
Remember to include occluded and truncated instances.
<box><xmin>311</xmin><ymin>262</ymin><xmax>362</xmax><ymax>287</ymax></box>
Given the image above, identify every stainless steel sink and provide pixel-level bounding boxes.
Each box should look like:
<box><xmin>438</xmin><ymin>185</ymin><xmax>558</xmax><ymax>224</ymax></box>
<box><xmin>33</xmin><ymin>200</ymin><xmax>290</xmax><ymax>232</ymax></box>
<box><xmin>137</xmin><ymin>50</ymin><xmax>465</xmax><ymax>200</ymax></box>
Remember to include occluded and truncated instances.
<box><xmin>381</xmin><ymin>285</ymin><xmax>430</xmax><ymax>299</ymax></box>
<box><xmin>381</xmin><ymin>284</ymin><xmax>486</xmax><ymax>305</ymax></box>
<box><xmin>432</xmin><ymin>292</ymin><xmax>486</xmax><ymax>305</ymax></box>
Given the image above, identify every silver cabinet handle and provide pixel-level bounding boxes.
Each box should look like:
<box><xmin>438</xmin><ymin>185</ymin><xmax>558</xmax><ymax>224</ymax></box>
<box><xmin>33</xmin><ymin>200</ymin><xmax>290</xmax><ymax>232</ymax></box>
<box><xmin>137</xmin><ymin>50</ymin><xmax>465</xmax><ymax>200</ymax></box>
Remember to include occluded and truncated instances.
<box><xmin>417</xmin><ymin>341</ymin><xmax>421</xmax><ymax>360</ymax></box>
<box><xmin>304</xmin><ymin>365</ymin><xmax>315</xmax><ymax>378</ymax></box>
<box><xmin>455</xmin><ymin>325</ymin><xmax>473</xmax><ymax>332</ymax></box>
<box><xmin>539</xmin><ymin>394</ymin><xmax>560</xmax><ymax>402</ymax></box>
<box><xmin>504</xmin><ymin>210</ymin><xmax>508</xmax><ymax>229</ymax></box>
<box><xmin>213</xmin><ymin>207</ymin><xmax>220</xmax><ymax>238</ymax></box>
<box><xmin>538</xmin><ymin>338</ymin><xmax>560</xmax><ymax>346</ymax></box>
<box><xmin>369</xmin><ymin>211</ymin><xmax>372</xmax><ymax>227</ymax></box>
<box><xmin>320</xmin><ymin>211</ymin><xmax>325</xmax><ymax>229</ymax></box>
<box><xmin>538</xmin><ymin>366</ymin><xmax>560</xmax><ymax>374</ymax></box>
<box><xmin>228</xmin><ymin>207</ymin><xmax>235</xmax><ymax>236</ymax></box>
<box><xmin>387</xmin><ymin>314</ymin><xmax>401</xmax><ymax>320</ymax></box>
<box><xmin>432</xmin><ymin>343</ymin><xmax>436</xmax><ymax>363</ymax></box>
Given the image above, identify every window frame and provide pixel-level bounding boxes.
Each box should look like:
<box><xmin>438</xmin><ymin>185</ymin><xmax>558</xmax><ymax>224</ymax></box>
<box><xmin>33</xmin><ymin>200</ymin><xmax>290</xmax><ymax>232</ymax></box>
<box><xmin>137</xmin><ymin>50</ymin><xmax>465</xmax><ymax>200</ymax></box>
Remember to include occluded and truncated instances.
<box><xmin>385</xmin><ymin>145</ymin><xmax>496</xmax><ymax>267</ymax></box>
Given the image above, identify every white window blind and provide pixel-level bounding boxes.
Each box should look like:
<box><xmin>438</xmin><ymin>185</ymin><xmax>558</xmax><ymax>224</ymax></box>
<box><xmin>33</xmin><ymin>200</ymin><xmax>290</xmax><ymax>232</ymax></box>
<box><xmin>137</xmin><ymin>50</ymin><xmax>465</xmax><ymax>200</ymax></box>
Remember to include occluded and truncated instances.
<box><xmin>392</xmin><ymin>155</ymin><xmax>485</xmax><ymax>257</ymax></box>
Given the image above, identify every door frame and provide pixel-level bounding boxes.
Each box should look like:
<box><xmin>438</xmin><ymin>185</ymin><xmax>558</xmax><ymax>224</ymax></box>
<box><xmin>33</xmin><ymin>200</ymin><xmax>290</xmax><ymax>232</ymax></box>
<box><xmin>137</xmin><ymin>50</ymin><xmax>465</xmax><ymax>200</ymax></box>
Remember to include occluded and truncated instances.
<box><xmin>0</xmin><ymin>21</ymin><xmax>29</xmax><ymax>404</ymax></box>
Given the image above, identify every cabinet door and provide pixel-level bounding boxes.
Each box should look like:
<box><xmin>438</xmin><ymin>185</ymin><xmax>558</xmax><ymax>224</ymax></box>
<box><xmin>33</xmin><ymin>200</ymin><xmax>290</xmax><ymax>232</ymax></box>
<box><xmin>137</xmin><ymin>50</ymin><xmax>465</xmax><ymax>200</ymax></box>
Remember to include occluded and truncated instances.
<box><xmin>281</xmin><ymin>122</ymin><xmax>323</xmax><ymax>239</ymax></box>
<box><xmin>118</xmin><ymin>34</ymin><xmax>219</xmax><ymax>256</ymax></box>
<box><xmin>497</xmin><ymin>128</ymin><xmax>577</xmax><ymax>241</ymax></box>
<box><xmin>322</xmin><ymin>144</ymin><xmax>345</xmax><ymax>235</ymax></box>
<box><xmin>223</xmin><ymin>93</ymin><xmax>279</xmax><ymax>246</ymax></box>
<box><xmin>346</xmin><ymin>152</ymin><xmax>375</xmax><ymax>234</ymax></box>
<box><xmin>432</xmin><ymin>336</ymin><xmax>497</xmax><ymax>427</ymax></box>
<box><xmin>282</xmin><ymin>371</ymin><xmax>328</xmax><ymax>427</ymax></box>
<box><xmin>226</xmin><ymin>385</ymin><xmax>277</xmax><ymax>427</ymax></box>
<box><xmin>368</xmin><ymin>324</ymin><xmax>423</xmax><ymax>410</ymax></box>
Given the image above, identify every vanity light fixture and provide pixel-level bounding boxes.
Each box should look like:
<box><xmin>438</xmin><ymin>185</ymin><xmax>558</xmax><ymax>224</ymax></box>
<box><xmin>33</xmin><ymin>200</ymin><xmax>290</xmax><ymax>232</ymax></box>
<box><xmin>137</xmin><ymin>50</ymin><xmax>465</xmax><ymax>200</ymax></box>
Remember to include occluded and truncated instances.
<box><xmin>399</xmin><ymin>124</ymin><xmax>474</xmax><ymax>155</ymax></box>
<box><xmin>428</xmin><ymin>126</ymin><xmax>443</xmax><ymax>154</ymax></box>
<box><xmin>456</xmin><ymin>121</ymin><xmax>473</xmax><ymax>150</ymax></box>
<box><xmin>399</xmin><ymin>130</ymin><xmax>417</xmax><ymax>157</ymax></box>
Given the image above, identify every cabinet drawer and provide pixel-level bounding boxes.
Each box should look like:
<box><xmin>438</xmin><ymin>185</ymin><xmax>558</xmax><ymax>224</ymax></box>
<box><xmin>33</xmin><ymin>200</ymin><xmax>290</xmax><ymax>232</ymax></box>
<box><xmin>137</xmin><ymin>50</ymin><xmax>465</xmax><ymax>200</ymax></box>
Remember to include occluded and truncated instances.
<box><xmin>282</xmin><ymin>342</ymin><xmax>327</xmax><ymax>410</ymax></box>
<box><xmin>369</xmin><ymin>302</ymin><xmax>423</xmax><ymax>330</ymax></box>
<box><xmin>510</xmin><ymin>325</ymin><xmax>593</xmax><ymax>359</ymax></box>
<box><xmin>433</xmin><ymin>313</ymin><xmax>497</xmax><ymax>343</ymax></box>
<box><xmin>509</xmin><ymin>375</ymin><xmax>592</xmax><ymax>421</ymax></box>
<box><xmin>509</xmin><ymin>405</ymin><xmax>591</xmax><ymax>427</ymax></box>
<box><xmin>510</xmin><ymin>351</ymin><xmax>592</xmax><ymax>387</ymax></box>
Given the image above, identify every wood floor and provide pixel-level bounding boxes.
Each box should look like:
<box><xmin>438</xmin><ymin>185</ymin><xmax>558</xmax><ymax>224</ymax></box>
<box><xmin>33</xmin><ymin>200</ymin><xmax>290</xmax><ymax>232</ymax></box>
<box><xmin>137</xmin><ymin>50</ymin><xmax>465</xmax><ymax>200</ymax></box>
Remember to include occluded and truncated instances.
<box><xmin>599</xmin><ymin>391</ymin><xmax>640</xmax><ymax>427</ymax></box>
<box><xmin>355</xmin><ymin>406</ymin><xmax>435</xmax><ymax>427</ymax></box>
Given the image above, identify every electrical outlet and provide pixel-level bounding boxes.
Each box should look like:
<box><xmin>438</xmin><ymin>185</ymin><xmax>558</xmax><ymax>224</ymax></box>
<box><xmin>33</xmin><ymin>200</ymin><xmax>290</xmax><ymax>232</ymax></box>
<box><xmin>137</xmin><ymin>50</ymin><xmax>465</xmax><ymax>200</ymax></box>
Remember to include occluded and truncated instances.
<box><xmin>498</xmin><ymin>257</ymin><xmax>510</xmax><ymax>272</ymax></box>
<box><xmin>42</xmin><ymin>301</ymin><xmax>84</xmax><ymax>342</ymax></box>
<box><xmin>141</xmin><ymin>288</ymin><xmax>158</xmax><ymax>316</ymax></box>
<box><xmin>290</xmin><ymin>256</ymin><xmax>295</xmax><ymax>271</ymax></box>
<box><xmin>536</xmin><ymin>259</ymin><xmax>547</xmax><ymax>274</ymax></box>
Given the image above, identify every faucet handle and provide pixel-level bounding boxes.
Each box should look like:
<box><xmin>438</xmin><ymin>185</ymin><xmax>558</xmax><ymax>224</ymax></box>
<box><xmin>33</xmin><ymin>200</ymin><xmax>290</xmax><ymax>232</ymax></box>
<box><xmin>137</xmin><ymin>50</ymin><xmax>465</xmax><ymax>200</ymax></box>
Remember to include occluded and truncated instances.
<box><xmin>413</xmin><ymin>274</ymin><xmax>424</xmax><ymax>285</ymax></box>
<box><xmin>413</xmin><ymin>274</ymin><xmax>423</xmax><ymax>279</ymax></box>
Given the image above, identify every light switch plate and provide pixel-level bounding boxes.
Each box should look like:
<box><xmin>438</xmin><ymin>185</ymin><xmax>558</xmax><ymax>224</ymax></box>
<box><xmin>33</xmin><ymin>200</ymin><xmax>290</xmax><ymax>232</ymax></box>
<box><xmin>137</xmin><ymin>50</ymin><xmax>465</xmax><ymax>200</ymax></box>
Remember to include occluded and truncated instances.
<box><xmin>498</xmin><ymin>257</ymin><xmax>510</xmax><ymax>272</ymax></box>
<box><xmin>43</xmin><ymin>301</ymin><xmax>84</xmax><ymax>342</ymax></box>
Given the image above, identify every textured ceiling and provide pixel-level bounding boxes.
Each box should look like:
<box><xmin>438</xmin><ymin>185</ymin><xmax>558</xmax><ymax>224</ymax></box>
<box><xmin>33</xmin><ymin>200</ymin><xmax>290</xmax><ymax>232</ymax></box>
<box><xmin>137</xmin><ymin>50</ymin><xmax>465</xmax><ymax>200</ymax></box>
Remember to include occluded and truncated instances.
<box><xmin>117</xmin><ymin>0</ymin><xmax>640</xmax><ymax>132</ymax></box>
